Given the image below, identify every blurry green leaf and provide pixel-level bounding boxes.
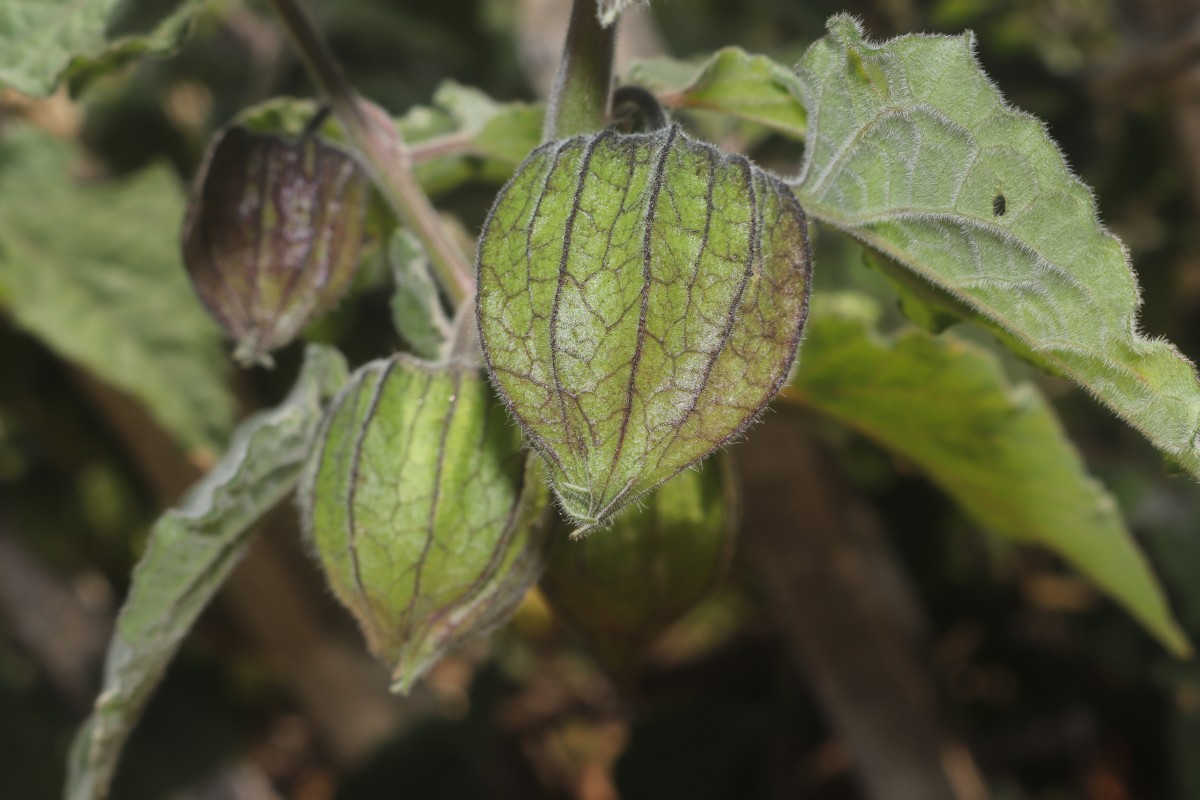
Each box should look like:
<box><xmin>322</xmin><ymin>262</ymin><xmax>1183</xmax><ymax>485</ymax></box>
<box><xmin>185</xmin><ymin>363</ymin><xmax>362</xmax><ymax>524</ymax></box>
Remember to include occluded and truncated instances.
<box><xmin>629</xmin><ymin>48</ymin><xmax>807</xmax><ymax>140</ymax></box>
<box><xmin>794</xmin><ymin>16</ymin><xmax>1200</xmax><ymax>480</ymax></box>
<box><xmin>477</xmin><ymin>125</ymin><xmax>810</xmax><ymax>534</ymax></box>
<box><xmin>0</xmin><ymin>0</ymin><xmax>203</xmax><ymax>97</ymax></box>
<box><xmin>0</xmin><ymin>126</ymin><xmax>232</xmax><ymax>453</ymax></box>
<box><xmin>231</xmin><ymin>86</ymin><xmax>544</xmax><ymax>198</ymax></box>
<box><xmin>230</xmin><ymin>96</ymin><xmax>323</xmax><ymax>137</ymax></box>
<box><xmin>399</xmin><ymin>81</ymin><xmax>544</xmax><ymax>195</ymax></box>
<box><xmin>388</xmin><ymin>229</ymin><xmax>452</xmax><ymax>360</ymax></box>
<box><xmin>65</xmin><ymin>345</ymin><xmax>348</xmax><ymax>800</ymax></box>
<box><xmin>783</xmin><ymin>293</ymin><xmax>1190</xmax><ymax>656</ymax></box>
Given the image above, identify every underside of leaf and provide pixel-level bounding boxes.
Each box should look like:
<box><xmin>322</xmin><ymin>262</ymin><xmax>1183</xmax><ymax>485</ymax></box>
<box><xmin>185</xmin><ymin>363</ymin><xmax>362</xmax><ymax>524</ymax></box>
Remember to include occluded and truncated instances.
<box><xmin>793</xmin><ymin>15</ymin><xmax>1200</xmax><ymax>480</ymax></box>
<box><xmin>65</xmin><ymin>345</ymin><xmax>348</xmax><ymax>800</ymax></box>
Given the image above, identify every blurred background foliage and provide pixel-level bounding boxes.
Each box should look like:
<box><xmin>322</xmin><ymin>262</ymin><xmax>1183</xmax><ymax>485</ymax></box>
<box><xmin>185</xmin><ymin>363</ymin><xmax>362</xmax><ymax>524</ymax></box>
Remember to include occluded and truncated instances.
<box><xmin>4</xmin><ymin>0</ymin><xmax>1200</xmax><ymax>798</ymax></box>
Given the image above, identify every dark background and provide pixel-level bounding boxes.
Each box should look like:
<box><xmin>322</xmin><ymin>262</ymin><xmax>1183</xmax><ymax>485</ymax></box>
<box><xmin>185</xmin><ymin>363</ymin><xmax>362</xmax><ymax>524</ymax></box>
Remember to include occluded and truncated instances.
<box><xmin>4</xmin><ymin>0</ymin><xmax>1200</xmax><ymax>798</ymax></box>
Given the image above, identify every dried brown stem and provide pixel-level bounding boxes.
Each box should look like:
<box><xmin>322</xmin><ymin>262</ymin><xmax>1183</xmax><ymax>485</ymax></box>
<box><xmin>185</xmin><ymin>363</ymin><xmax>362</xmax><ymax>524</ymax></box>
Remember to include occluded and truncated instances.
<box><xmin>735</xmin><ymin>411</ymin><xmax>989</xmax><ymax>800</ymax></box>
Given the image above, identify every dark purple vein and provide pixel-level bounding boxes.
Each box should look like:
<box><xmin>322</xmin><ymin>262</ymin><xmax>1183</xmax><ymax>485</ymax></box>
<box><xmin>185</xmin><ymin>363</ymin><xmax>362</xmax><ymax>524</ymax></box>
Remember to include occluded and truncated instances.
<box><xmin>605</xmin><ymin>124</ymin><xmax>679</xmax><ymax>510</ymax></box>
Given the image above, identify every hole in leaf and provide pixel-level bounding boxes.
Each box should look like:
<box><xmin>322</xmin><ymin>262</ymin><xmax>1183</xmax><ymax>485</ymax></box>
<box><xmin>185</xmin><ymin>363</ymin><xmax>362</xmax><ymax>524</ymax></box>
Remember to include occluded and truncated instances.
<box><xmin>993</xmin><ymin>194</ymin><xmax>1006</xmax><ymax>216</ymax></box>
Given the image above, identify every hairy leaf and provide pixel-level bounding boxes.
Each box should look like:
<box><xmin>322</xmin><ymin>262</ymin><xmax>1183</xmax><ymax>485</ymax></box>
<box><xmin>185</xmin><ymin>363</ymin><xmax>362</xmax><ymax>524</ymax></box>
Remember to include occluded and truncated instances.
<box><xmin>477</xmin><ymin>125</ymin><xmax>810</xmax><ymax>534</ymax></box>
<box><xmin>629</xmin><ymin>48</ymin><xmax>807</xmax><ymax>140</ymax></box>
<box><xmin>0</xmin><ymin>0</ymin><xmax>202</xmax><ymax>97</ymax></box>
<box><xmin>300</xmin><ymin>355</ymin><xmax>550</xmax><ymax>694</ymax></box>
<box><xmin>783</xmin><ymin>294</ymin><xmax>1190</xmax><ymax>656</ymax></box>
<box><xmin>0</xmin><ymin>126</ymin><xmax>232</xmax><ymax>453</ymax></box>
<box><xmin>793</xmin><ymin>16</ymin><xmax>1200</xmax><ymax>479</ymax></box>
<box><xmin>65</xmin><ymin>345</ymin><xmax>349</xmax><ymax>800</ymax></box>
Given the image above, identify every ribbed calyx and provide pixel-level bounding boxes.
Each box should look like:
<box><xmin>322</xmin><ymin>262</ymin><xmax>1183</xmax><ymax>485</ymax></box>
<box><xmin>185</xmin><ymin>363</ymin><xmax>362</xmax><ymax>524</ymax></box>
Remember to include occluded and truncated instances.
<box><xmin>477</xmin><ymin>124</ymin><xmax>810</xmax><ymax>535</ymax></box>
<box><xmin>182</xmin><ymin>126</ymin><xmax>370</xmax><ymax>366</ymax></box>
<box><xmin>300</xmin><ymin>355</ymin><xmax>551</xmax><ymax>694</ymax></box>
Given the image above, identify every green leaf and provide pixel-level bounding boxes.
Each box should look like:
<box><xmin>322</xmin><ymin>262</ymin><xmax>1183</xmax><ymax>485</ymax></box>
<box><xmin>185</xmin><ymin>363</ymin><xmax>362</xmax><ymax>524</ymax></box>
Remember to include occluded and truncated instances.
<box><xmin>65</xmin><ymin>345</ymin><xmax>349</xmax><ymax>800</ymax></box>
<box><xmin>0</xmin><ymin>0</ymin><xmax>203</xmax><ymax>97</ymax></box>
<box><xmin>300</xmin><ymin>355</ymin><xmax>550</xmax><ymax>694</ymax></box>
<box><xmin>227</xmin><ymin>88</ymin><xmax>543</xmax><ymax>199</ymax></box>
<box><xmin>628</xmin><ymin>48</ymin><xmax>807</xmax><ymax>140</ymax></box>
<box><xmin>398</xmin><ymin>81</ymin><xmax>544</xmax><ymax>196</ymax></box>
<box><xmin>783</xmin><ymin>293</ymin><xmax>1190</xmax><ymax>657</ymax></box>
<box><xmin>793</xmin><ymin>15</ymin><xmax>1200</xmax><ymax>480</ymax></box>
<box><xmin>477</xmin><ymin>125</ymin><xmax>811</xmax><ymax>535</ymax></box>
<box><xmin>0</xmin><ymin>125</ymin><xmax>233</xmax><ymax>453</ymax></box>
<box><xmin>388</xmin><ymin>229</ymin><xmax>453</xmax><ymax>361</ymax></box>
<box><xmin>231</xmin><ymin>96</ymin><xmax>323</xmax><ymax>137</ymax></box>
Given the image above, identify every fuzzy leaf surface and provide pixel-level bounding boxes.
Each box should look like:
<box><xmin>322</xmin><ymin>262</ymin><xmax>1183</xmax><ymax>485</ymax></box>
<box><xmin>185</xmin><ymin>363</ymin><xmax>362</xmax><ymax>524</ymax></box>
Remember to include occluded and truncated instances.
<box><xmin>629</xmin><ymin>48</ymin><xmax>807</xmax><ymax>140</ymax></box>
<box><xmin>0</xmin><ymin>0</ymin><xmax>202</xmax><ymax>96</ymax></box>
<box><xmin>478</xmin><ymin>126</ymin><xmax>810</xmax><ymax>533</ymax></box>
<box><xmin>65</xmin><ymin>345</ymin><xmax>349</xmax><ymax>800</ymax></box>
<box><xmin>784</xmin><ymin>294</ymin><xmax>1189</xmax><ymax>656</ymax></box>
<box><xmin>793</xmin><ymin>16</ymin><xmax>1200</xmax><ymax>479</ymax></box>
<box><xmin>0</xmin><ymin>126</ymin><xmax>232</xmax><ymax>453</ymax></box>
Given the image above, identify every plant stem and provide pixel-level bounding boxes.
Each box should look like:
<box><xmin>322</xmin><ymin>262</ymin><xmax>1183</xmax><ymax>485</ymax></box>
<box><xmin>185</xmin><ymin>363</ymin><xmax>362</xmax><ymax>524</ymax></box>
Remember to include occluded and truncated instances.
<box><xmin>409</xmin><ymin>131</ymin><xmax>474</xmax><ymax>164</ymax></box>
<box><xmin>263</xmin><ymin>0</ymin><xmax>474</xmax><ymax>306</ymax></box>
<box><xmin>736</xmin><ymin>414</ymin><xmax>989</xmax><ymax>800</ymax></box>
<box><xmin>543</xmin><ymin>0</ymin><xmax>617</xmax><ymax>140</ymax></box>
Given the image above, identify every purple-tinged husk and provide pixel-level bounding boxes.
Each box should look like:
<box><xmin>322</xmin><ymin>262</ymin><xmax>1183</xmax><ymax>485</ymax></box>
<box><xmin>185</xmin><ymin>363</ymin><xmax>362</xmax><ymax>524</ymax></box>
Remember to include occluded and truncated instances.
<box><xmin>182</xmin><ymin>125</ymin><xmax>371</xmax><ymax>366</ymax></box>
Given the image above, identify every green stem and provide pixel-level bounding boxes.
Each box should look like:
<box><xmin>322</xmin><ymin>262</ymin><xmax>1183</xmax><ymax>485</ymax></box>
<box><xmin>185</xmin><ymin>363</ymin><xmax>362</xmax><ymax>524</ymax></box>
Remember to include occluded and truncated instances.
<box><xmin>263</xmin><ymin>0</ymin><xmax>474</xmax><ymax>306</ymax></box>
<box><xmin>543</xmin><ymin>0</ymin><xmax>617</xmax><ymax>141</ymax></box>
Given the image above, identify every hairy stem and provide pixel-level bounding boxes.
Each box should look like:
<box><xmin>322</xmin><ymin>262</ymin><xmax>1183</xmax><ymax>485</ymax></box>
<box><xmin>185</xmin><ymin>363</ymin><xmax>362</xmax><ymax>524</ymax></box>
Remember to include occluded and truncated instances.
<box><xmin>544</xmin><ymin>0</ymin><xmax>617</xmax><ymax>140</ymax></box>
<box><xmin>264</xmin><ymin>0</ymin><xmax>474</xmax><ymax>306</ymax></box>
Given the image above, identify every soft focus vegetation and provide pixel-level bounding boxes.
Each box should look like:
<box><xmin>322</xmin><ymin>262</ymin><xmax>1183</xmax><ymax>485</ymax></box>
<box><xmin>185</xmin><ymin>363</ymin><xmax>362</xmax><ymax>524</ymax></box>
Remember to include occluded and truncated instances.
<box><xmin>4</xmin><ymin>1</ymin><xmax>1200</xmax><ymax>799</ymax></box>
